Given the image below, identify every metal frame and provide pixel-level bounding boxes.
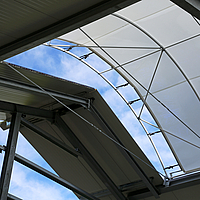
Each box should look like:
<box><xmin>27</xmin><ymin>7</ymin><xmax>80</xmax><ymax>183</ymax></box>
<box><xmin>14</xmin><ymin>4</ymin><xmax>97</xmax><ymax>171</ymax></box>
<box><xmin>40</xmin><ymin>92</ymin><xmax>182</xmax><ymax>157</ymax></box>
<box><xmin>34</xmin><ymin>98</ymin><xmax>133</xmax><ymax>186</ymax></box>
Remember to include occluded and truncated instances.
<box><xmin>0</xmin><ymin>77</ymin><xmax>89</xmax><ymax>107</ymax></box>
<box><xmin>0</xmin><ymin>112</ymin><xmax>21</xmax><ymax>200</ymax></box>
<box><xmin>171</xmin><ymin>0</ymin><xmax>200</xmax><ymax>20</ymax></box>
<box><xmin>0</xmin><ymin>85</ymin><xmax>200</xmax><ymax>199</ymax></box>
<box><xmin>0</xmin><ymin>146</ymin><xmax>98</xmax><ymax>200</ymax></box>
<box><xmin>128</xmin><ymin>171</ymin><xmax>200</xmax><ymax>200</ymax></box>
<box><xmin>21</xmin><ymin>118</ymin><xmax>82</xmax><ymax>158</ymax></box>
<box><xmin>0</xmin><ymin>75</ymin><xmax>160</xmax><ymax>199</ymax></box>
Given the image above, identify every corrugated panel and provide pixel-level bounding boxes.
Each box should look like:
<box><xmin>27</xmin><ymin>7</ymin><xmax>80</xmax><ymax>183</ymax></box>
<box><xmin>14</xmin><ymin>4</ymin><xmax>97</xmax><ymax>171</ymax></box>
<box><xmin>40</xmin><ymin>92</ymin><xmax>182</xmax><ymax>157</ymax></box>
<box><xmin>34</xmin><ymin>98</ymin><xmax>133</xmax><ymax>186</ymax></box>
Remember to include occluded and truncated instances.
<box><xmin>0</xmin><ymin>0</ymin><xmax>56</xmax><ymax>41</ymax></box>
<box><xmin>0</xmin><ymin>62</ymin><xmax>94</xmax><ymax>107</ymax></box>
<box><xmin>15</xmin><ymin>0</ymin><xmax>103</xmax><ymax>20</ymax></box>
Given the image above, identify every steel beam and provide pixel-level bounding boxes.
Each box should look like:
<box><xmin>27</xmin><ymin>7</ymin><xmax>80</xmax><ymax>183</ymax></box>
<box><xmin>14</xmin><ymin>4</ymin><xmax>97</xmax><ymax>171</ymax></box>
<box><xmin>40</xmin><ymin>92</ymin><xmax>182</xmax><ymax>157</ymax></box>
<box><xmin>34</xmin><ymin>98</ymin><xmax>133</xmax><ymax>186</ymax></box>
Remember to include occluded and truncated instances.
<box><xmin>14</xmin><ymin>154</ymin><xmax>98</xmax><ymax>200</ymax></box>
<box><xmin>0</xmin><ymin>0</ymin><xmax>141</xmax><ymax>60</ymax></box>
<box><xmin>128</xmin><ymin>171</ymin><xmax>200</xmax><ymax>200</ymax></box>
<box><xmin>89</xmin><ymin>105</ymin><xmax>160</xmax><ymax>198</ymax></box>
<box><xmin>0</xmin><ymin>113</ymin><xmax>21</xmax><ymax>200</ymax></box>
<box><xmin>171</xmin><ymin>0</ymin><xmax>200</xmax><ymax>20</ymax></box>
<box><xmin>0</xmin><ymin>78</ymin><xmax>89</xmax><ymax>106</ymax></box>
<box><xmin>7</xmin><ymin>193</ymin><xmax>22</xmax><ymax>200</ymax></box>
<box><xmin>54</xmin><ymin>115</ymin><xmax>126</xmax><ymax>200</ymax></box>
<box><xmin>21</xmin><ymin>118</ymin><xmax>82</xmax><ymax>157</ymax></box>
<box><xmin>0</xmin><ymin>100</ymin><xmax>54</xmax><ymax>120</ymax></box>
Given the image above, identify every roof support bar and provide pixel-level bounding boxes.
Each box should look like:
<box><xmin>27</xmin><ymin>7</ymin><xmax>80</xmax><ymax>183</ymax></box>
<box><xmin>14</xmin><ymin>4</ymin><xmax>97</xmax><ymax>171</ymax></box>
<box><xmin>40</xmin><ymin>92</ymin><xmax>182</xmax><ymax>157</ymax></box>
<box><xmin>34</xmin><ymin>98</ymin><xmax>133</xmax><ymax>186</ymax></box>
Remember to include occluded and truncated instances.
<box><xmin>0</xmin><ymin>112</ymin><xmax>21</xmax><ymax>200</ymax></box>
<box><xmin>128</xmin><ymin>170</ymin><xmax>200</xmax><ymax>200</ymax></box>
<box><xmin>89</xmin><ymin>105</ymin><xmax>160</xmax><ymax>199</ymax></box>
<box><xmin>7</xmin><ymin>193</ymin><xmax>22</xmax><ymax>200</ymax></box>
<box><xmin>0</xmin><ymin>78</ymin><xmax>89</xmax><ymax>106</ymax></box>
<box><xmin>14</xmin><ymin>154</ymin><xmax>98</xmax><ymax>200</ymax></box>
<box><xmin>54</xmin><ymin>114</ymin><xmax>126</xmax><ymax>200</ymax></box>
<box><xmin>21</xmin><ymin>118</ymin><xmax>82</xmax><ymax>158</ymax></box>
<box><xmin>170</xmin><ymin>0</ymin><xmax>200</xmax><ymax>20</ymax></box>
<box><xmin>0</xmin><ymin>100</ymin><xmax>54</xmax><ymax>120</ymax></box>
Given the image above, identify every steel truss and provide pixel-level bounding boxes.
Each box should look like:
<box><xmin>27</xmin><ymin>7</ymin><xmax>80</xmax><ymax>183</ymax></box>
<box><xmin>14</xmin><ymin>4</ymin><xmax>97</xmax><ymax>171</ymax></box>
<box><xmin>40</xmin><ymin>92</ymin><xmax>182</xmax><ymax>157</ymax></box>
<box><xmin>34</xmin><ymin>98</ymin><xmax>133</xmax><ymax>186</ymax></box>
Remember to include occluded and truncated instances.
<box><xmin>0</xmin><ymin>88</ymin><xmax>159</xmax><ymax>199</ymax></box>
<box><xmin>0</xmin><ymin>83</ymin><xmax>200</xmax><ymax>199</ymax></box>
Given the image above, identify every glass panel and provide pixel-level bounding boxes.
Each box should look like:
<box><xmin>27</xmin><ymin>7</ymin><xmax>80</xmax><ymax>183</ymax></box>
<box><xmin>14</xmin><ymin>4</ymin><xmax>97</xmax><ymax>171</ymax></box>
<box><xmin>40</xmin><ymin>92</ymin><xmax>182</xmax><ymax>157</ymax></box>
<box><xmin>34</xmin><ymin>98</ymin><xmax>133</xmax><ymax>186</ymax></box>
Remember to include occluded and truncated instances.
<box><xmin>86</xmin><ymin>53</ymin><xmax>112</xmax><ymax>72</ymax></box>
<box><xmin>117</xmin><ymin>84</ymin><xmax>138</xmax><ymax>102</ymax></box>
<box><xmin>103</xmin><ymin>69</ymin><xmax>127</xmax><ymax>87</ymax></box>
<box><xmin>92</xmin><ymin>48</ymin><xmax>119</xmax><ymax>67</ymax></box>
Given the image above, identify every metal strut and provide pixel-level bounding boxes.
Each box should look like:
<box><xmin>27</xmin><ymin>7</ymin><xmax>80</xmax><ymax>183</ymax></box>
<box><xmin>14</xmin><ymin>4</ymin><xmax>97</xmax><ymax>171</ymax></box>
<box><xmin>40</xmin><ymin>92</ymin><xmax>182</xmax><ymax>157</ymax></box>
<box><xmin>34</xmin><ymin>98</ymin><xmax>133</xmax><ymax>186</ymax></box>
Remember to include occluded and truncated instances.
<box><xmin>0</xmin><ymin>112</ymin><xmax>22</xmax><ymax>200</ymax></box>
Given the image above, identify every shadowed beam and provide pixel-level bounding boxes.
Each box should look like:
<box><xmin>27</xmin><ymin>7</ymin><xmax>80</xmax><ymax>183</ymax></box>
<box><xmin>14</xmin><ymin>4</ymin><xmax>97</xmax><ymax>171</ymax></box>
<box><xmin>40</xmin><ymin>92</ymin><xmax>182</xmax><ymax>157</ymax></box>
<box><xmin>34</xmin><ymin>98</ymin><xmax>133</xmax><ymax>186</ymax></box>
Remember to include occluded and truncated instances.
<box><xmin>54</xmin><ymin>114</ymin><xmax>126</xmax><ymax>200</ymax></box>
<box><xmin>21</xmin><ymin>118</ymin><xmax>82</xmax><ymax>157</ymax></box>
<box><xmin>0</xmin><ymin>100</ymin><xmax>54</xmax><ymax>120</ymax></box>
<box><xmin>14</xmin><ymin>154</ymin><xmax>99</xmax><ymax>200</ymax></box>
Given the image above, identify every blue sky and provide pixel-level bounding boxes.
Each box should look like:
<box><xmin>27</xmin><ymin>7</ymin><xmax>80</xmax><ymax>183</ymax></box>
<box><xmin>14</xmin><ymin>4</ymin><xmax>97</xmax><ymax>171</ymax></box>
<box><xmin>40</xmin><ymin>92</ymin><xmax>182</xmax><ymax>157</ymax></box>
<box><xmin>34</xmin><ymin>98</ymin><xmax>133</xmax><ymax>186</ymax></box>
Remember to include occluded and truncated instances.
<box><xmin>0</xmin><ymin>39</ymin><xmax>177</xmax><ymax>199</ymax></box>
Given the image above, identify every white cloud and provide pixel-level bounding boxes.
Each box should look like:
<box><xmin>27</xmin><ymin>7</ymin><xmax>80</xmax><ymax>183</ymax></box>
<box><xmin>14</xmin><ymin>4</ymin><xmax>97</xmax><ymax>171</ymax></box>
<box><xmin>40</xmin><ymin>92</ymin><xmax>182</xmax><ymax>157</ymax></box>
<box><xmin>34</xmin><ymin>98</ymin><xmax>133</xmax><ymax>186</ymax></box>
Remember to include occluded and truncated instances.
<box><xmin>10</xmin><ymin>163</ymin><xmax>76</xmax><ymax>200</ymax></box>
<box><xmin>59</xmin><ymin>53</ymin><xmax>108</xmax><ymax>90</ymax></box>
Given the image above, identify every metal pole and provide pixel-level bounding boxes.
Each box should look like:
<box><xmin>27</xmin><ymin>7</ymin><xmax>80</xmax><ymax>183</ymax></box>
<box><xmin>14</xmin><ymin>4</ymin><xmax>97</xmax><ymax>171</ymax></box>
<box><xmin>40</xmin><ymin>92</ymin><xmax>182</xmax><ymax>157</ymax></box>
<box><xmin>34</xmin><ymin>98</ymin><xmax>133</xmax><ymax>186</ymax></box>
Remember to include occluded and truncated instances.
<box><xmin>0</xmin><ymin>112</ymin><xmax>21</xmax><ymax>200</ymax></box>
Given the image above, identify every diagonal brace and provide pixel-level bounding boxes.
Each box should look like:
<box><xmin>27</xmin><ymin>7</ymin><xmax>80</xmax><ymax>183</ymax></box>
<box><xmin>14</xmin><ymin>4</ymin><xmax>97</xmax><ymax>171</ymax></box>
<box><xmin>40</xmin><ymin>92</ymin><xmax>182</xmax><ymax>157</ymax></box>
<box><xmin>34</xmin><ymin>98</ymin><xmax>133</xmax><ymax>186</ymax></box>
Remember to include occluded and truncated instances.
<box><xmin>21</xmin><ymin>118</ymin><xmax>82</xmax><ymax>157</ymax></box>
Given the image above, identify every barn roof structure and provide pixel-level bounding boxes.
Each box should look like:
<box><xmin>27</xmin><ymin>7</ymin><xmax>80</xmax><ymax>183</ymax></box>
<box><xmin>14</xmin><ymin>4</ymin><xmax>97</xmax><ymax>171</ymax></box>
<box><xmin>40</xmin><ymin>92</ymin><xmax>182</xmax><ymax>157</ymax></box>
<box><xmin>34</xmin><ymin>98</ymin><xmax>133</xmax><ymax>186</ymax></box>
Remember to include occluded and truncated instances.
<box><xmin>0</xmin><ymin>0</ymin><xmax>200</xmax><ymax>200</ymax></box>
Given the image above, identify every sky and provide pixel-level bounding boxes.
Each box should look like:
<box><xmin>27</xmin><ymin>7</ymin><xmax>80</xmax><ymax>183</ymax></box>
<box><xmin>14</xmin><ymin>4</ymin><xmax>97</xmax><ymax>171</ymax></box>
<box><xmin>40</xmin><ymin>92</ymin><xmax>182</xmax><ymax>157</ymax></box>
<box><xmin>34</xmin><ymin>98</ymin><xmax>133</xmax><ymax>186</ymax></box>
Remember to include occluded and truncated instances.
<box><xmin>0</xmin><ymin>38</ymin><xmax>178</xmax><ymax>200</ymax></box>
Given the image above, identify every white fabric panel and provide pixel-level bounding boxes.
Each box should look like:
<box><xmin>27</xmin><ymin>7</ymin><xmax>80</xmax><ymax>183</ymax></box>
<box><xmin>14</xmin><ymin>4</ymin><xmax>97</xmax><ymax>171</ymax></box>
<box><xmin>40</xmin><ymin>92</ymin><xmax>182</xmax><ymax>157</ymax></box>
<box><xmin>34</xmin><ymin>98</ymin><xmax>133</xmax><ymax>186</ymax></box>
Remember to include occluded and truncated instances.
<box><xmin>191</xmin><ymin>77</ymin><xmax>200</xmax><ymax>98</ymax></box>
<box><xmin>168</xmin><ymin>36</ymin><xmax>200</xmax><ymax>79</ymax></box>
<box><xmin>59</xmin><ymin>29</ymin><xmax>91</xmax><ymax>45</ymax></box>
<box><xmin>83</xmin><ymin>21</ymin><xmax>158</xmax><ymax>47</ymax></box>
<box><xmin>150</xmin><ymin>52</ymin><xmax>186</xmax><ymax>94</ymax></box>
<box><xmin>116</xmin><ymin>0</ymin><xmax>174</xmax><ymax>23</ymax></box>
<box><xmin>137</xmin><ymin>5</ymin><xmax>200</xmax><ymax>46</ymax></box>
<box><xmin>121</xmin><ymin>51</ymin><xmax>161</xmax><ymax>95</ymax></box>
<box><xmin>102</xmin><ymin>48</ymin><xmax>156</xmax><ymax>65</ymax></box>
<box><xmin>146</xmin><ymin>82</ymin><xmax>200</xmax><ymax>172</ymax></box>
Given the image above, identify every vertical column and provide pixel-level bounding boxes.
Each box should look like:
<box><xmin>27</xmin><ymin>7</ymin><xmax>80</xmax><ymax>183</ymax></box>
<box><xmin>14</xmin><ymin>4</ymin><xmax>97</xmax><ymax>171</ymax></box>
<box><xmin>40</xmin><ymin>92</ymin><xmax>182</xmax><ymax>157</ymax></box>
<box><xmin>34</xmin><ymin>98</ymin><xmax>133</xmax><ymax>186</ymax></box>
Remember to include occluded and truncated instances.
<box><xmin>0</xmin><ymin>112</ymin><xmax>21</xmax><ymax>200</ymax></box>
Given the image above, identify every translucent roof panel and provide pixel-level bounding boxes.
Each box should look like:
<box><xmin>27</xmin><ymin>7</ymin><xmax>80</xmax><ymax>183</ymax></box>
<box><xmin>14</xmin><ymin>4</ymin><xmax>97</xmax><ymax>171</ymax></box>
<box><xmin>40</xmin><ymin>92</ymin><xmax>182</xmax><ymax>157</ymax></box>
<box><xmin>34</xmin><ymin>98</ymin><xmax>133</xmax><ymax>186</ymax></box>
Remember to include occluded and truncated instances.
<box><xmin>58</xmin><ymin>0</ymin><xmax>200</xmax><ymax>173</ymax></box>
